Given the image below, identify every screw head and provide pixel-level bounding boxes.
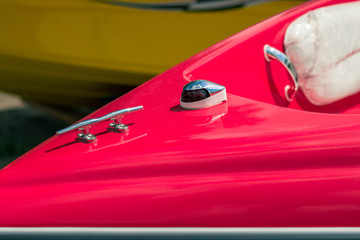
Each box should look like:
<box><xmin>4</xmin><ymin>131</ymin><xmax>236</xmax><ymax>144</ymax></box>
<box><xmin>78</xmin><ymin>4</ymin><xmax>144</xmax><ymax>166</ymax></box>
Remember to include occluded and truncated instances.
<box><xmin>77</xmin><ymin>132</ymin><xmax>96</xmax><ymax>143</ymax></box>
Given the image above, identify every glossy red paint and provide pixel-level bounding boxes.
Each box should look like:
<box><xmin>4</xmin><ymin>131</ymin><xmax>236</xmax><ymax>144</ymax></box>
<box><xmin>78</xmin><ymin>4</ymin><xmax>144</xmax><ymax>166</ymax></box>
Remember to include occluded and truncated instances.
<box><xmin>1</xmin><ymin>0</ymin><xmax>360</xmax><ymax>227</ymax></box>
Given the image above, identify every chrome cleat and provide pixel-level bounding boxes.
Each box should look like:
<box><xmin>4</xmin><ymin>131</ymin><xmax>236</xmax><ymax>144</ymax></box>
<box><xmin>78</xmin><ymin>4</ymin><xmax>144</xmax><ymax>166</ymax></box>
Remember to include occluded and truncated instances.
<box><xmin>57</xmin><ymin>106</ymin><xmax>143</xmax><ymax>142</ymax></box>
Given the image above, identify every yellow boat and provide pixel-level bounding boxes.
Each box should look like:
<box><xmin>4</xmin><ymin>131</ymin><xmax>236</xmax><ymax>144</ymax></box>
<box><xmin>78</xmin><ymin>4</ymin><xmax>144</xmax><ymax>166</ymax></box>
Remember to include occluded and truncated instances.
<box><xmin>0</xmin><ymin>0</ymin><xmax>304</xmax><ymax>108</ymax></box>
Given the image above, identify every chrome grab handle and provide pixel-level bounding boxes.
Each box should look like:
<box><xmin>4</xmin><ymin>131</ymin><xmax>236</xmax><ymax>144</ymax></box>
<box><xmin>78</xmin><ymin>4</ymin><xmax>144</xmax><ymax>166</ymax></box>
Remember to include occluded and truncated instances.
<box><xmin>264</xmin><ymin>44</ymin><xmax>298</xmax><ymax>102</ymax></box>
<box><xmin>57</xmin><ymin>106</ymin><xmax>143</xmax><ymax>142</ymax></box>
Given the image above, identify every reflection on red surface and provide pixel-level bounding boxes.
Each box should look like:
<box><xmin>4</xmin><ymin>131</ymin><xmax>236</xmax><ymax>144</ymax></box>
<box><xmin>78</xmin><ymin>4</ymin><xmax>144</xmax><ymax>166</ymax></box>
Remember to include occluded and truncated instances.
<box><xmin>1</xmin><ymin>0</ymin><xmax>360</xmax><ymax>227</ymax></box>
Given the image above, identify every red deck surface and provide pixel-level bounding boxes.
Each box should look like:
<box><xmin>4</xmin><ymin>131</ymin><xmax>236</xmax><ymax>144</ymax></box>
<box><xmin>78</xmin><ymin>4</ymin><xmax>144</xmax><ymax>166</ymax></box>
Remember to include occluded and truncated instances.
<box><xmin>1</xmin><ymin>0</ymin><xmax>360</xmax><ymax>227</ymax></box>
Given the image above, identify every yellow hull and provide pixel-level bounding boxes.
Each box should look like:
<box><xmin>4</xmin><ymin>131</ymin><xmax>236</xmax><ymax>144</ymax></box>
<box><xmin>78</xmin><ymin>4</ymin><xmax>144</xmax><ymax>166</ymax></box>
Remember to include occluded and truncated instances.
<box><xmin>0</xmin><ymin>0</ymin><xmax>303</xmax><ymax>107</ymax></box>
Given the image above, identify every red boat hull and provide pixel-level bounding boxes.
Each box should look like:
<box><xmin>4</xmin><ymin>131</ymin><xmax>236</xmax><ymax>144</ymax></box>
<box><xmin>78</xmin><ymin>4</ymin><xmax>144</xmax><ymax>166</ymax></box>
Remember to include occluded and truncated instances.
<box><xmin>1</xmin><ymin>0</ymin><xmax>360</xmax><ymax>227</ymax></box>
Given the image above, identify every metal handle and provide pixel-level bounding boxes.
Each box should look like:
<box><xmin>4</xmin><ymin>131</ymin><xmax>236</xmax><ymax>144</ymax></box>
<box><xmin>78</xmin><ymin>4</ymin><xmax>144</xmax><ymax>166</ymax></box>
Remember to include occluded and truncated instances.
<box><xmin>264</xmin><ymin>44</ymin><xmax>298</xmax><ymax>102</ymax></box>
<box><xmin>57</xmin><ymin>106</ymin><xmax>143</xmax><ymax>142</ymax></box>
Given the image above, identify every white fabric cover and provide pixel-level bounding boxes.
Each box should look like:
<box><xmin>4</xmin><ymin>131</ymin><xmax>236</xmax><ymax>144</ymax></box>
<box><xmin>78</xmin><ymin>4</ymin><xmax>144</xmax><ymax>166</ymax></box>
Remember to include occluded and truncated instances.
<box><xmin>284</xmin><ymin>1</ymin><xmax>360</xmax><ymax>106</ymax></box>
